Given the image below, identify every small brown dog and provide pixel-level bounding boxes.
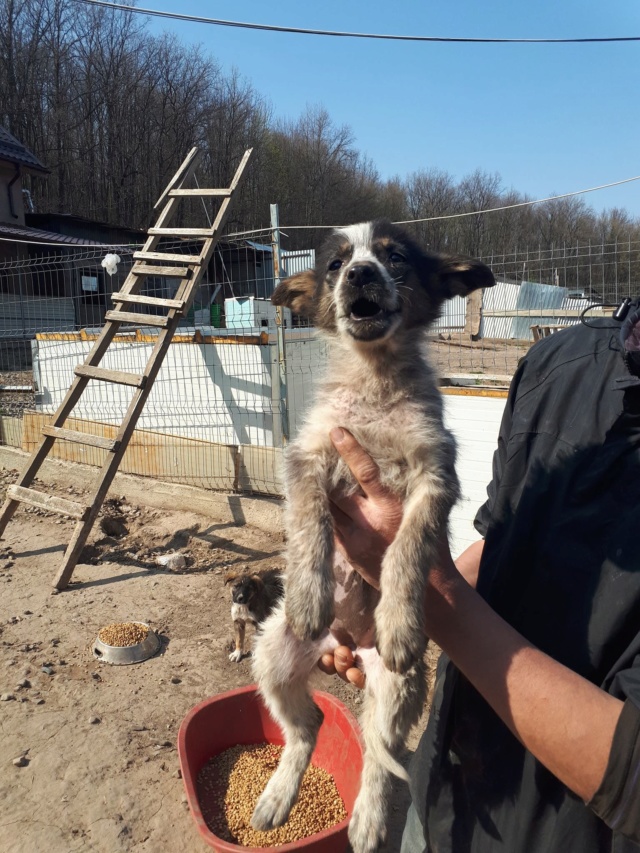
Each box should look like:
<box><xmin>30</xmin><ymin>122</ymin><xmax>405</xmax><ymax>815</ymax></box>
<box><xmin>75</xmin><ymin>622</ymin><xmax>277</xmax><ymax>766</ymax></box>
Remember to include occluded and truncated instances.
<box><xmin>225</xmin><ymin>569</ymin><xmax>284</xmax><ymax>662</ymax></box>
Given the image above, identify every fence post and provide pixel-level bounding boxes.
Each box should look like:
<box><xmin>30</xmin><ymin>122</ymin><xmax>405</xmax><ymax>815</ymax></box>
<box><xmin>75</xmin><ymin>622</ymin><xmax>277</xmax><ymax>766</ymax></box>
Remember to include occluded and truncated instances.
<box><xmin>271</xmin><ymin>203</ymin><xmax>289</xmax><ymax>445</ymax></box>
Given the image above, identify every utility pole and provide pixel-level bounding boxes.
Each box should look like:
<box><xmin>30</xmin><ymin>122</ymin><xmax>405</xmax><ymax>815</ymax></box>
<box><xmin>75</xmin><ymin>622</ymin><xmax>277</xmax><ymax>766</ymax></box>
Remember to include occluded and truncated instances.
<box><xmin>271</xmin><ymin>203</ymin><xmax>289</xmax><ymax>444</ymax></box>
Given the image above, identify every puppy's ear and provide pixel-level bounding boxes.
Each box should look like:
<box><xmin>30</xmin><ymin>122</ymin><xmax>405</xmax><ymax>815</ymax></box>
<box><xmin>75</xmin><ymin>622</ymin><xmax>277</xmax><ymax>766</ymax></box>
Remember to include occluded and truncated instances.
<box><xmin>438</xmin><ymin>256</ymin><xmax>495</xmax><ymax>298</ymax></box>
<box><xmin>250</xmin><ymin>574</ymin><xmax>265</xmax><ymax>589</ymax></box>
<box><xmin>272</xmin><ymin>271</ymin><xmax>317</xmax><ymax>318</ymax></box>
<box><xmin>224</xmin><ymin>572</ymin><xmax>239</xmax><ymax>585</ymax></box>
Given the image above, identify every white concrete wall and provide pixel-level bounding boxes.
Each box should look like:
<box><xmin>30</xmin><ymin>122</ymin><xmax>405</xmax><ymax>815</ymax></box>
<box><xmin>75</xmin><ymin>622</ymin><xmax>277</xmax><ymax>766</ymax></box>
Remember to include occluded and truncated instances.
<box><xmin>33</xmin><ymin>332</ymin><xmax>507</xmax><ymax>557</ymax></box>
<box><xmin>443</xmin><ymin>393</ymin><xmax>506</xmax><ymax>557</ymax></box>
<box><xmin>34</xmin><ymin>335</ymin><xmax>276</xmax><ymax>447</ymax></box>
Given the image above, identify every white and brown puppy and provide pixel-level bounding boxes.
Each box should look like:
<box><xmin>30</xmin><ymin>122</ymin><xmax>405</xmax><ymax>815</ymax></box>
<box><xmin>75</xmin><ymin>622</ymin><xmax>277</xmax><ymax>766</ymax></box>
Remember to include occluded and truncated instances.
<box><xmin>225</xmin><ymin>569</ymin><xmax>284</xmax><ymax>662</ymax></box>
<box><xmin>251</xmin><ymin>219</ymin><xmax>494</xmax><ymax>853</ymax></box>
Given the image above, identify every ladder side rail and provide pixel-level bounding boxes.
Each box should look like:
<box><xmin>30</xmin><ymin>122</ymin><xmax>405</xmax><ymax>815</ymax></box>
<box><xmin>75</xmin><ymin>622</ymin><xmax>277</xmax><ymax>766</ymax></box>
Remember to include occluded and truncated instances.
<box><xmin>52</xmin><ymin>271</ymin><xmax>200</xmax><ymax>588</ymax></box>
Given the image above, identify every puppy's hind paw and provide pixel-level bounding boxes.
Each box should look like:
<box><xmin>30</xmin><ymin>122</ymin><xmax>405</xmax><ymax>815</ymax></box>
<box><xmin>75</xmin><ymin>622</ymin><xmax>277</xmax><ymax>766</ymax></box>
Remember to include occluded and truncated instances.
<box><xmin>228</xmin><ymin>649</ymin><xmax>244</xmax><ymax>663</ymax></box>
<box><xmin>285</xmin><ymin>596</ymin><xmax>333</xmax><ymax>642</ymax></box>
<box><xmin>375</xmin><ymin>609</ymin><xmax>423</xmax><ymax>675</ymax></box>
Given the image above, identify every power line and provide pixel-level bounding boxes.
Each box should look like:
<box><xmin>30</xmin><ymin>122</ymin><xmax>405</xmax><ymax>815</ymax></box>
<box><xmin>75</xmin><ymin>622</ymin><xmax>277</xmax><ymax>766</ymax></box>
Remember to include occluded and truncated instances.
<box><xmin>4</xmin><ymin>170</ymin><xmax>639</xmax><ymax>246</ymax></box>
<box><xmin>395</xmin><ymin>174</ymin><xmax>640</xmax><ymax>226</ymax></box>
<box><xmin>74</xmin><ymin>0</ymin><xmax>640</xmax><ymax>44</ymax></box>
<box><xmin>272</xmin><ymin>174</ymin><xmax>640</xmax><ymax>231</ymax></box>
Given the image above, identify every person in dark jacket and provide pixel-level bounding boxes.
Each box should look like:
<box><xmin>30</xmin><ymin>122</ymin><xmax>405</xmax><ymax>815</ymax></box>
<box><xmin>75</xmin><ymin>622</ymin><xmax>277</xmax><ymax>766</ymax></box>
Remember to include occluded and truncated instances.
<box><xmin>322</xmin><ymin>299</ymin><xmax>640</xmax><ymax>852</ymax></box>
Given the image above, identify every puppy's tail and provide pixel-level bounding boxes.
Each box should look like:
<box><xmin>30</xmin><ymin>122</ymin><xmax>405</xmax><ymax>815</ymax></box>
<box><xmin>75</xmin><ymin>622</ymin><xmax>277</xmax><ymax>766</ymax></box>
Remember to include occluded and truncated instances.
<box><xmin>359</xmin><ymin>694</ymin><xmax>410</xmax><ymax>782</ymax></box>
<box><xmin>366</xmin><ymin>735</ymin><xmax>410</xmax><ymax>783</ymax></box>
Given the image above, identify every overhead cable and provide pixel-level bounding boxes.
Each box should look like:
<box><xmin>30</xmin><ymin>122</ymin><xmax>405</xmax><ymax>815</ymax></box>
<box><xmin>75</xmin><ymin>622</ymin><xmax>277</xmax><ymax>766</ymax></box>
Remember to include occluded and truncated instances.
<box><xmin>74</xmin><ymin>0</ymin><xmax>640</xmax><ymax>44</ymax></box>
<box><xmin>268</xmin><ymin>173</ymin><xmax>640</xmax><ymax>231</ymax></box>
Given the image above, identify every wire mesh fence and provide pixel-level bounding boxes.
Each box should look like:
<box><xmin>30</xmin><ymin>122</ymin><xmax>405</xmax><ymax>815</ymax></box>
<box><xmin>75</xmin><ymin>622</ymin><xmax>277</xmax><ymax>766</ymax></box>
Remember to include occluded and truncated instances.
<box><xmin>1</xmin><ymin>229</ymin><xmax>638</xmax><ymax>497</ymax></box>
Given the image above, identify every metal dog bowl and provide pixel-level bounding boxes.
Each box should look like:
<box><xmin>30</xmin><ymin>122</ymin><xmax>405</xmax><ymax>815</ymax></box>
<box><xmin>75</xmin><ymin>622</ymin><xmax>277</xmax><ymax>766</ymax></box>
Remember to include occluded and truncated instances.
<box><xmin>93</xmin><ymin>621</ymin><xmax>161</xmax><ymax>665</ymax></box>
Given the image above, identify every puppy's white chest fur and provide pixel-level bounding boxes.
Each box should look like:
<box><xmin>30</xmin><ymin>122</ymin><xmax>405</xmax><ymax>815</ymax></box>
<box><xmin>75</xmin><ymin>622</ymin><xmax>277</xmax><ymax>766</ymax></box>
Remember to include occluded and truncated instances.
<box><xmin>231</xmin><ymin>602</ymin><xmax>255</xmax><ymax>624</ymax></box>
<box><xmin>297</xmin><ymin>378</ymin><xmax>445</xmax><ymax>497</ymax></box>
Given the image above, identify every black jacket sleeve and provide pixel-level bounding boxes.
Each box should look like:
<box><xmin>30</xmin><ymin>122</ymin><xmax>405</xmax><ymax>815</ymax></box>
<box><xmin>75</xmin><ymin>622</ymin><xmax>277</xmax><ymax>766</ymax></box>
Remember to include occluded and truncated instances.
<box><xmin>588</xmin><ymin>698</ymin><xmax>640</xmax><ymax>843</ymax></box>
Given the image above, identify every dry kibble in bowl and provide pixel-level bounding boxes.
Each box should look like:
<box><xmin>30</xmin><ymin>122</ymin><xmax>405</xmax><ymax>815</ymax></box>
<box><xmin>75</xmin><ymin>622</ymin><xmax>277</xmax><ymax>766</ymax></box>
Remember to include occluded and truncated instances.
<box><xmin>197</xmin><ymin>743</ymin><xmax>347</xmax><ymax>847</ymax></box>
<box><xmin>97</xmin><ymin>622</ymin><xmax>149</xmax><ymax>647</ymax></box>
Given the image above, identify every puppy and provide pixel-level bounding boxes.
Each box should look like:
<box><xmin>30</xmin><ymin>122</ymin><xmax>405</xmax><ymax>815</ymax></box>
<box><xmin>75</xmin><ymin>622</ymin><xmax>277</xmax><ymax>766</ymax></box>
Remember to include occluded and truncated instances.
<box><xmin>225</xmin><ymin>569</ymin><xmax>284</xmax><ymax>662</ymax></box>
<box><xmin>251</xmin><ymin>219</ymin><xmax>494</xmax><ymax>853</ymax></box>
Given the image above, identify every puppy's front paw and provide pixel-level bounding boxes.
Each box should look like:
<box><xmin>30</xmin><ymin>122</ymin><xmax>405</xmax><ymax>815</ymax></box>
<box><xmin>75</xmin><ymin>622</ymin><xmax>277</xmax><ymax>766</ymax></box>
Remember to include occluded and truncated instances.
<box><xmin>348</xmin><ymin>800</ymin><xmax>387</xmax><ymax>853</ymax></box>
<box><xmin>228</xmin><ymin>649</ymin><xmax>244</xmax><ymax>663</ymax></box>
<box><xmin>251</xmin><ymin>777</ymin><xmax>297</xmax><ymax>831</ymax></box>
<box><xmin>285</xmin><ymin>591</ymin><xmax>333</xmax><ymax>641</ymax></box>
<box><xmin>375</xmin><ymin>603</ymin><xmax>423</xmax><ymax>674</ymax></box>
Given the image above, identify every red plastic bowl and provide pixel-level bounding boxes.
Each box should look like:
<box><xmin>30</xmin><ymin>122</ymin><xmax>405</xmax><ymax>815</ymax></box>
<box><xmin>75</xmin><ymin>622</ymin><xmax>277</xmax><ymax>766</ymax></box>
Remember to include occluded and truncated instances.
<box><xmin>177</xmin><ymin>685</ymin><xmax>364</xmax><ymax>852</ymax></box>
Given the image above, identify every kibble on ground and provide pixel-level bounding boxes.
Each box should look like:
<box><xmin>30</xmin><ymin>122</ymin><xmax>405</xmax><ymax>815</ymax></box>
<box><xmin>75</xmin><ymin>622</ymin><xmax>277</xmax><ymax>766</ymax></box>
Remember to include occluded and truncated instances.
<box><xmin>97</xmin><ymin>622</ymin><xmax>149</xmax><ymax>647</ymax></box>
<box><xmin>196</xmin><ymin>743</ymin><xmax>347</xmax><ymax>847</ymax></box>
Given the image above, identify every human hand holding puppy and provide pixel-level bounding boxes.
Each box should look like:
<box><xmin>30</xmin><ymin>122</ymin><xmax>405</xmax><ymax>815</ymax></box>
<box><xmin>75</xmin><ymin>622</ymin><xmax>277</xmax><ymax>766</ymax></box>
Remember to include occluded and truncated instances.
<box><xmin>318</xmin><ymin>426</ymin><xmax>400</xmax><ymax>689</ymax></box>
<box><xmin>321</xmin><ymin>426</ymin><xmax>425</xmax><ymax>689</ymax></box>
<box><xmin>321</xmin><ymin>427</ymin><xmax>483</xmax><ymax>688</ymax></box>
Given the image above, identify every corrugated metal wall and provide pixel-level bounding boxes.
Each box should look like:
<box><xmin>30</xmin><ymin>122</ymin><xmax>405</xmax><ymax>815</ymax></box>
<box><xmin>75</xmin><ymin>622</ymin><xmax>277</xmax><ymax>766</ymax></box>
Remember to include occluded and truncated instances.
<box><xmin>480</xmin><ymin>280</ymin><xmax>520</xmax><ymax>339</ymax></box>
<box><xmin>431</xmin><ymin>295</ymin><xmax>467</xmax><ymax>332</ymax></box>
<box><xmin>512</xmin><ymin>281</ymin><xmax>566</xmax><ymax>340</ymax></box>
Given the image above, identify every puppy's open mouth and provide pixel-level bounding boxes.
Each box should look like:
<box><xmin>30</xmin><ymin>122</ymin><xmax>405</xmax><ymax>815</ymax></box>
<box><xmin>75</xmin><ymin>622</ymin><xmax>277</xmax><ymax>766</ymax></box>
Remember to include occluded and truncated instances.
<box><xmin>350</xmin><ymin>297</ymin><xmax>384</xmax><ymax>321</ymax></box>
<box><xmin>344</xmin><ymin>296</ymin><xmax>399</xmax><ymax>341</ymax></box>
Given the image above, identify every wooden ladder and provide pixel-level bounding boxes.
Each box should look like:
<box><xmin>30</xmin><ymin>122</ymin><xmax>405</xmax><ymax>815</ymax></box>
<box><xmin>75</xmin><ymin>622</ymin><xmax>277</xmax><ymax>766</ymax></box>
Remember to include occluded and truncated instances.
<box><xmin>0</xmin><ymin>146</ymin><xmax>252</xmax><ymax>591</ymax></box>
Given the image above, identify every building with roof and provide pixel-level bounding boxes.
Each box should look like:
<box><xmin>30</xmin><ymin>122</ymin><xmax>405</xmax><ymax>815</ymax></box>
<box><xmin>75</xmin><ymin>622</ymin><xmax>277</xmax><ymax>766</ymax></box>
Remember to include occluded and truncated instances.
<box><xmin>0</xmin><ymin>127</ymin><xmax>49</xmax><ymax>261</ymax></box>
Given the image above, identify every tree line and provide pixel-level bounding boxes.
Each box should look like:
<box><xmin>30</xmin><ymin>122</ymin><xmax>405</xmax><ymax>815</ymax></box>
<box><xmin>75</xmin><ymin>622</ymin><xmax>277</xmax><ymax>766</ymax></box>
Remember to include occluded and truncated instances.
<box><xmin>2</xmin><ymin>0</ymin><xmax>640</xmax><ymax>299</ymax></box>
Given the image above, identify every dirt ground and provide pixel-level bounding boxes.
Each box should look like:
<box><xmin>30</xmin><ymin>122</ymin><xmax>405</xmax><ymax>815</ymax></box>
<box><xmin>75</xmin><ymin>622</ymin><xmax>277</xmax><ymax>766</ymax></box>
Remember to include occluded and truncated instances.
<box><xmin>0</xmin><ymin>464</ymin><xmax>437</xmax><ymax>853</ymax></box>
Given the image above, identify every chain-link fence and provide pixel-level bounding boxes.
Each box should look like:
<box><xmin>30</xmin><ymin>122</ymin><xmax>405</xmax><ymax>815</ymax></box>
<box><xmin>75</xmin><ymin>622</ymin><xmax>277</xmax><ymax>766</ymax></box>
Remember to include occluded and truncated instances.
<box><xmin>1</xmin><ymin>231</ymin><xmax>637</xmax><ymax>496</ymax></box>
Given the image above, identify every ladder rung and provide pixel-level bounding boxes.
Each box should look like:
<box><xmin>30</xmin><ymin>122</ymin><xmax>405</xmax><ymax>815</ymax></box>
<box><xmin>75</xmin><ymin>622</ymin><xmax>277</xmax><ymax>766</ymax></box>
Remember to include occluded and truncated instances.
<box><xmin>132</xmin><ymin>264</ymin><xmax>193</xmax><ymax>278</ymax></box>
<box><xmin>148</xmin><ymin>227</ymin><xmax>214</xmax><ymax>237</ymax></box>
<box><xmin>168</xmin><ymin>188</ymin><xmax>232</xmax><ymax>198</ymax></box>
<box><xmin>75</xmin><ymin>364</ymin><xmax>146</xmax><ymax>388</ymax></box>
<box><xmin>7</xmin><ymin>485</ymin><xmax>89</xmax><ymax>520</ymax></box>
<box><xmin>105</xmin><ymin>310</ymin><xmax>169</xmax><ymax>328</ymax></box>
<box><xmin>111</xmin><ymin>293</ymin><xmax>186</xmax><ymax>311</ymax></box>
<box><xmin>133</xmin><ymin>251</ymin><xmax>202</xmax><ymax>264</ymax></box>
<box><xmin>41</xmin><ymin>425</ymin><xmax>120</xmax><ymax>451</ymax></box>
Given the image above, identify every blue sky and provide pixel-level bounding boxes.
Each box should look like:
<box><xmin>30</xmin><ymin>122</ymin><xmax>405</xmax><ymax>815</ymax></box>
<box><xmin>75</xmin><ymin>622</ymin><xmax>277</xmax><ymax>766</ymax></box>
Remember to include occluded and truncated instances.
<box><xmin>139</xmin><ymin>0</ymin><xmax>640</xmax><ymax>217</ymax></box>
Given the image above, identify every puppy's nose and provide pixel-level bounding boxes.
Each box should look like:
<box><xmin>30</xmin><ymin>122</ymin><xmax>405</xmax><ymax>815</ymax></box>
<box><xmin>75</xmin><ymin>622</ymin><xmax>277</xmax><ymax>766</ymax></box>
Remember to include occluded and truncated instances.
<box><xmin>347</xmin><ymin>264</ymin><xmax>376</xmax><ymax>286</ymax></box>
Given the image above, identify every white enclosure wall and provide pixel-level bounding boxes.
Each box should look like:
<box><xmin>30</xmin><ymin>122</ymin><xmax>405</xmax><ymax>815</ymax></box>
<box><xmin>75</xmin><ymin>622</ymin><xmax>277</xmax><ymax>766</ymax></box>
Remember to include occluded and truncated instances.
<box><xmin>443</xmin><ymin>393</ymin><xmax>506</xmax><ymax>557</ymax></box>
<box><xmin>33</xmin><ymin>330</ymin><xmax>507</xmax><ymax>556</ymax></box>
<box><xmin>34</xmin><ymin>335</ymin><xmax>276</xmax><ymax>447</ymax></box>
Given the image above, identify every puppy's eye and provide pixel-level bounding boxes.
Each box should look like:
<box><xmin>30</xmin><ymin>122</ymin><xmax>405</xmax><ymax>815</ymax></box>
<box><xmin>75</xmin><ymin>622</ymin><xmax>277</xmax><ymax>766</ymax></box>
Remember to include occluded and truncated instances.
<box><xmin>389</xmin><ymin>252</ymin><xmax>406</xmax><ymax>264</ymax></box>
<box><xmin>328</xmin><ymin>259</ymin><xmax>343</xmax><ymax>271</ymax></box>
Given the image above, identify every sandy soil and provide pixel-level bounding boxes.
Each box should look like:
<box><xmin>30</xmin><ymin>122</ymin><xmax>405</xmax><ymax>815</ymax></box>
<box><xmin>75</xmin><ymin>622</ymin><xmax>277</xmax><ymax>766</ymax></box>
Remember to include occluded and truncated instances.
<box><xmin>0</xmin><ymin>466</ymin><xmax>438</xmax><ymax>853</ymax></box>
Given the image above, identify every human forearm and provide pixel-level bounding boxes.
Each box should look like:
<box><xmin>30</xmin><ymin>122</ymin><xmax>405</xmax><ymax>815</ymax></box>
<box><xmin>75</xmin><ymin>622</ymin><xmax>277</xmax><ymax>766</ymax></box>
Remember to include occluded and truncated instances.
<box><xmin>453</xmin><ymin>538</ymin><xmax>484</xmax><ymax>588</ymax></box>
<box><xmin>426</xmin><ymin>564</ymin><xmax>623</xmax><ymax>802</ymax></box>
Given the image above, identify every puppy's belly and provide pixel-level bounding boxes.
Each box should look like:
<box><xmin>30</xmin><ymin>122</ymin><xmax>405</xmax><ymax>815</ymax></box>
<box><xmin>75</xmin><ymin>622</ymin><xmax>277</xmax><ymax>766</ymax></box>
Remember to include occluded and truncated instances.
<box><xmin>329</xmin><ymin>552</ymin><xmax>379</xmax><ymax>649</ymax></box>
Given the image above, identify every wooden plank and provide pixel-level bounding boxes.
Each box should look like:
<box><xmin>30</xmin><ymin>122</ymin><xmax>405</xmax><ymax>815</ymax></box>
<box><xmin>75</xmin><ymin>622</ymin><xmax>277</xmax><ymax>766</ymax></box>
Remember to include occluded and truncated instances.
<box><xmin>41</xmin><ymin>425</ymin><xmax>119</xmax><ymax>451</ymax></box>
<box><xmin>111</xmin><ymin>292</ymin><xmax>186</xmax><ymax>310</ymax></box>
<box><xmin>0</xmin><ymin>416</ymin><xmax>23</xmax><ymax>448</ymax></box>
<box><xmin>133</xmin><ymin>251</ymin><xmax>202</xmax><ymax>264</ymax></box>
<box><xmin>483</xmin><ymin>308</ymin><xmax>616</xmax><ymax>319</ymax></box>
<box><xmin>74</xmin><ymin>365</ymin><xmax>146</xmax><ymax>388</ymax></box>
<box><xmin>131</xmin><ymin>264</ymin><xmax>193</xmax><ymax>278</ymax></box>
<box><xmin>7</xmin><ymin>485</ymin><xmax>89</xmax><ymax>519</ymax></box>
<box><xmin>168</xmin><ymin>188</ymin><xmax>232</xmax><ymax>198</ymax></box>
<box><xmin>441</xmin><ymin>387</ymin><xmax>509</xmax><ymax>399</ymax></box>
<box><xmin>22</xmin><ymin>413</ymin><xmax>237</xmax><ymax>488</ymax></box>
<box><xmin>148</xmin><ymin>227</ymin><xmax>215</xmax><ymax>237</ymax></box>
<box><xmin>104</xmin><ymin>310</ymin><xmax>169</xmax><ymax>328</ymax></box>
